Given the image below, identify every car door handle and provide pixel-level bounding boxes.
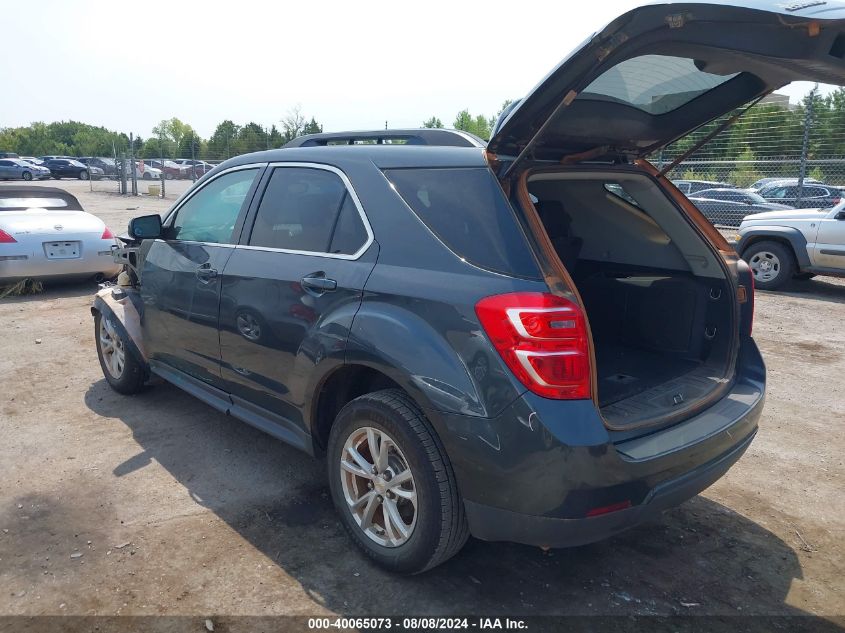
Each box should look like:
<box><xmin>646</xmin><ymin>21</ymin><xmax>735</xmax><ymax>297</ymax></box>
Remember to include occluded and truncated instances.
<box><xmin>301</xmin><ymin>274</ymin><xmax>337</xmax><ymax>293</ymax></box>
<box><xmin>196</xmin><ymin>264</ymin><xmax>218</xmax><ymax>281</ymax></box>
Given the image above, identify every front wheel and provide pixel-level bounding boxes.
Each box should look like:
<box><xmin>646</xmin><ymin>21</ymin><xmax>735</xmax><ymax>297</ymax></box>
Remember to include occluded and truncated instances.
<box><xmin>743</xmin><ymin>240</ymin><xmax>794</xmax><ymax>291</ymax></box>
<box><xmin>95</xmin><ymin>312</ymin><xmax>145</xmax><ymax>394</ymax></box>
<box><xmin>78</xmin><ymin>170</ymin><xmax>89</xmax><ymax>180</ymax></box>
<box><xmin>22</xmin><ymin>171</ymin><xmax>32</xmax><ymax>181</ymax></box>
<box><xmin>142</xmin><ymin>172</ymin><xmax>152</xmax><ymax>180</ymax></box>
<box><xmin>327</xmin><ymin>389</ymin><xmax>468</xmax><ymax>574</ymax></box>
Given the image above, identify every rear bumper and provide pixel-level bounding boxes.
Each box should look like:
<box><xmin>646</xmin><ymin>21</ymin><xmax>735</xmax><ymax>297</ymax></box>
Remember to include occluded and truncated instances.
<box><xmin>429</xmin><ymin>339</ymin><xmax>765</xmax><ymax>548</ymax></box>
<box><xmin>0</xmin><ymin>240</ymin><xmax>121</xmax><ymax>282</ymax></box>
<box><xmin>464</xmin><ymin>428</ymin><xmax>755</xmax><ymax>548</ymax></box>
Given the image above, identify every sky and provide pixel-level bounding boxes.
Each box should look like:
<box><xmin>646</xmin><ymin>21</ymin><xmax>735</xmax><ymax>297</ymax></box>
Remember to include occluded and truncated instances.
<box><xmin>0</xmin><ymin>0</ymin><xmax>835</xmax><ymax>139</ymax></box>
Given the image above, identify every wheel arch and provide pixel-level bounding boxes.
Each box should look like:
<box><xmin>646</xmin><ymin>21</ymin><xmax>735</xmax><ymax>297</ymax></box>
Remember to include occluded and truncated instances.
<box><xmin>310</xmin><ymin>363</ymin><xmax>410</xmax><ymax>453</ymax></box>
<box><xmin>737</xmin><ymin>227</ymin><xmax>810</xmax><ymax>269</ymax></box>
<box><xmin>92</xmin><ymin>290</ymin><xmax>150</xmax><ymax>376</ymax></box>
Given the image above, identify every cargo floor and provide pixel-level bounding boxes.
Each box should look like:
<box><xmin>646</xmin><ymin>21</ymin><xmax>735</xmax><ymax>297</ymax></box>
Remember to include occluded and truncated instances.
<box><xmin>596</xmin><ymin>344</ymin><xmax>700</xmax><ymax>408</ymax></box>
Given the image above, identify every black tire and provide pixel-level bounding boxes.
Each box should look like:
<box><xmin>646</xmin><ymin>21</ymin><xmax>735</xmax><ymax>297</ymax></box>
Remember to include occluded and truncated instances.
<box><xmin>143</xmin><ymin>172</ymin><xmax>152</xmax><ymax>181</ymax></box>
<box><xmin>52</xmin><ymin>175</ymin><xmax>61</xmax><ymax>180</ymax></box>
<box><xmin>94</xmin><ymin>312</ymin><xmax>146</xmax><ymax>395</ymax></box>
<box><xmin>742</xmin><ymin>240</ymin><xmax>795</xmax><ymax>291</ymax></box>
<box><xmin>78</xmin><ymin>170</ymin><xmax>89</xmax><ymax>180</ymax></box>
<box><xmin>165</xmin><ymin>173</ymin><xmax>174</xmax><ymax>180</ymax></box>
<box><xmin>794</xmin><ymin>272</ymin><xmax>816</xmax><ymax>281</ymax></box>
<box><xmin>22</xmin><ymin>171</ymin><xmax>32</xmax><ymax>181</ymax></box>
<box><xmin>327</xmin><ymin>389</ymin><xmax>468</xmax><ymax>574</ymax></box>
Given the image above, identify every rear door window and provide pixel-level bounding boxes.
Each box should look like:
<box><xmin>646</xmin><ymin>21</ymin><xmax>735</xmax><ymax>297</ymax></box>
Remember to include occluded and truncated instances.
<box><xmin>385</xmin><ymin>168</ymin><xmax>539</xmax><ymax>277</ymax></box>
<box><xmin>248</xmin><ymin>166</ymin><xmax>369</xmax><ymax>255</ymax></box>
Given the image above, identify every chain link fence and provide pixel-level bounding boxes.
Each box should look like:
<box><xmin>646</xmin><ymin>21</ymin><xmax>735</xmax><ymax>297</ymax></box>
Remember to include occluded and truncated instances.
<box><xmin>652</xmin><ymin>88</ymin><xmax>845</xmax><ymax>227</ymax></box>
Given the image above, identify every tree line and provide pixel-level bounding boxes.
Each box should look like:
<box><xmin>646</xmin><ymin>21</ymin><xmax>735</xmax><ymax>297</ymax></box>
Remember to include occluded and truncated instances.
<box><xmin>661</xmin><ymin>87</ymin><xmax>845</xmax><ymax>185</ymax></box>
<box><xmin>0</xmin><ymin>107</ymin><xmax>323</xmax><ymax>161</ymax></box>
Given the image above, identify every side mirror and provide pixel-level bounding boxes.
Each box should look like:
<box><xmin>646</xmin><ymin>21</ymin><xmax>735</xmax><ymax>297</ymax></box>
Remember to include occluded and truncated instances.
<box><xmin>128</xmin><ymin>214</ymin><xmax>163</xmax><ymax>239</ymax></box>
<box><xmin>835</xmin><ymin>211</ymin><xmax>845</xmax><ymax>220</ymax></box>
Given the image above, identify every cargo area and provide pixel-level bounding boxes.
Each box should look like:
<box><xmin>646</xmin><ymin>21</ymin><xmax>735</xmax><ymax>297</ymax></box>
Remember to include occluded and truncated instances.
<box><xmin>528</xmin><ymin>171</ymin><xmax>735</xmax><ymax>428</ymax></box>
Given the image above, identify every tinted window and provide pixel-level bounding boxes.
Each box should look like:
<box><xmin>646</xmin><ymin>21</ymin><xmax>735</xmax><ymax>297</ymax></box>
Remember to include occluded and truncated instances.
<box><xmin>0</xmin><ymin>160</ymin><xmax>12</xmax><ymax>167</ymax></box>
<box><xmin>329</xmin><ymin>195</ymin><xmax>369</xmax><ymax>255</ymax></box>
<box><xmin>583</xmin><ymin>55</ymin><xmax>738</xmax><ymax>115</ymax></box>
<box><xmin>171</xmin><ymin>168</ymin><xmax>259</xmax><ymax>243</ymax></box>
<box><xmin>249</xmin><ymin>167</ymin><xmax>362</xmax><ymax>254</ymax></box>
<box><xmin>385</xmin><ymin>167</ymin><xmax>539</xmax><ymax>277</ymax></box>
<box><xmin>805</xmin><ymin>186</ymin><xmax>828</xmax><ymax>197</ymax></box>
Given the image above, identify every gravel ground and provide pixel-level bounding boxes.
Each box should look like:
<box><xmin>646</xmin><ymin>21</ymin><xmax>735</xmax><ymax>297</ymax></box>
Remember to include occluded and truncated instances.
<box><xmin>0</xmin><ymin>183</ymin><xmax>843</xmax><ymax>623</ymax></box>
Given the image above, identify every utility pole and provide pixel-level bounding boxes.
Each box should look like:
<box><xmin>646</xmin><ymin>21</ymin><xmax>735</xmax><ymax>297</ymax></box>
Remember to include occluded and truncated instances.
<box><xmin>797</xmin><ymin>83</ymin><xmax>818</xmax><ymax>207</ymax></box>
<box><xmin>129</xmin><ymin>133</ymin><xmax>138</xmax><ymax>196</ymax></box>
<box><xmin>190</xmin><ymin>134</ymin><xmax>196</xmax><ymax>182</ymax></box>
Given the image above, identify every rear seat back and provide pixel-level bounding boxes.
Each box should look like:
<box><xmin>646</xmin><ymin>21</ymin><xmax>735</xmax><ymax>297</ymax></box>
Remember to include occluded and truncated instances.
<box><xmin>535</xmin><ymin>200</ymin><xmax>583</xmax><ymax>271</ymax></box>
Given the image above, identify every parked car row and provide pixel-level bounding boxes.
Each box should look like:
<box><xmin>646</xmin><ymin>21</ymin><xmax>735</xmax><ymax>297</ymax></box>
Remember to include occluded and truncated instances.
<box><xmin>673</xmin><ymin>177</ymin><xmax>844</xmax><ymax>227</ymax></box>
<box><xmin>0</xmin><ymin>157</ymin><xmax>104</xmax><ymax>181</ymax></box>
<box><xmin>0</xmin><ymin>153</ymin><xmax>218</xmax><ymax>182</ymax></box>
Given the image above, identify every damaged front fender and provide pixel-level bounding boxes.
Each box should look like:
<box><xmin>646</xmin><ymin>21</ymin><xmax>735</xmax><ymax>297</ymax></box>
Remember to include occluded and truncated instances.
<box><xmin>92</xmin><ymin>285</ymin><xmax>149</xmax><ymax>377</ymax></box>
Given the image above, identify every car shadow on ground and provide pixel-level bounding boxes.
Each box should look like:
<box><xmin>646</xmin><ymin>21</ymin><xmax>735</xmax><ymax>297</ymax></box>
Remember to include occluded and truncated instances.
<box><xmin>763</xmin><ymin>278</ymin><xmax>845</xmax><ymax>305</ymax></box>
<box><xmin>0</xmin><ymin>279</ymin><xmax>104</xmax><ymax>304</ymax></box>
<box><xmin>84</xmin><ymin>379</ymin><xmax>809</xmax><ymax>618</ymax></box>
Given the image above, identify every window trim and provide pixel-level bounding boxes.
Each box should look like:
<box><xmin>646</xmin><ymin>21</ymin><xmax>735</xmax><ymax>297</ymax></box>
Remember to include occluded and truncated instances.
<box><xmin>236</xmin><ymin>162</ymin><xmax>374</xmax><ymax>261</ymax></box>
<box><xmin>160</xmin><ymin>162</ymin><xmax>265</xmax><ymax>247</ymax></box>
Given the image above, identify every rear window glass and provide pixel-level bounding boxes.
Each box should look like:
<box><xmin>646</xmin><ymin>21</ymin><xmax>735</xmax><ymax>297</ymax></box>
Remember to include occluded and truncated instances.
<box><xmin>0</xmin><ymin>197</ymin><xmax>70</xmax><ymax>209</ymax></box>
<box><xmin>385</xmin><ymin>168</ymin><xmax>539</xmax><ymax>277</ymax></box>
<box><xmin>583</xmin><ymin>55</ymin><xmax>738</xmax><ymax>116</ymax></box>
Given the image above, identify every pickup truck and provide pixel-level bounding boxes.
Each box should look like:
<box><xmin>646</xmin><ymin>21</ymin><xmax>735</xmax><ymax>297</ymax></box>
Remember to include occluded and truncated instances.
<box><xmin>736</xmin><ymin>204</ymin><xmax>845</xmax><ymax>290</ymax></box>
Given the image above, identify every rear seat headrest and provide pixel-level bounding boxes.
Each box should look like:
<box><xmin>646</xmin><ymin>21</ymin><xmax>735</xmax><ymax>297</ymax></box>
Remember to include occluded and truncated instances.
<box><xmin>535</xmin><ymin>200</ymin><xmax>573</xmax><ymax>234</ymax></box>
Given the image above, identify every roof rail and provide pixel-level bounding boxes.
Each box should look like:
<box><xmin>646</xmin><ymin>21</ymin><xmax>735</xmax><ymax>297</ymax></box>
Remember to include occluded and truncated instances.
<box><xmin>283</xmin><ymin>128</ymin><xmax>486</xmax><ymax>149</ymax></box>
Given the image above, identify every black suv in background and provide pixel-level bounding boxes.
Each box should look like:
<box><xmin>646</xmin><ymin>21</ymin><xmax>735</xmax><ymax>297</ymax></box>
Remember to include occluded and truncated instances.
<box><xmin>45</xmin><ymin>158</ymin><xmax>102</xmax><ymax>180</ymax></box>
<box><xmin>93</xmin><ymin>1</ymin><xmax>845</xmax><ymax>573</ymax></box>
<box><xmin>757</xmin><ymin>181</ymin><xmax>842</xmax><ymax>209</ymax></box>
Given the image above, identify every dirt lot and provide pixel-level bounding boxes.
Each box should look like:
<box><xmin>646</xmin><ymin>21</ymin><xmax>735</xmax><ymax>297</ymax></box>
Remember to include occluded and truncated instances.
<box><xmin>1</xmin><ymin>183</ymin><xmax>843</xmax><ymax>623</ymax></box>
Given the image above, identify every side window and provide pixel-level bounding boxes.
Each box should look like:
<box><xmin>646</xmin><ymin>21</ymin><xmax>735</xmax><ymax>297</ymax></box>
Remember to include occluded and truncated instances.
<box><xmin>329</xmin><ymin>194</ymin><xmax>369</xmax><ymax>254</ymax></box>
<box><xmin>170</xmin><ymin>168</ymin><xmax>259</xmax><ymax>244</ymax></box>
<box><xmin>248</xmin><ymin>166</ymin><xmax>367</xmax><ymax>254</ymax></box>
<box><xmin>0</xmin><ymin>161</ymin><xmax>11</xmax><ymax>167</ymax></box>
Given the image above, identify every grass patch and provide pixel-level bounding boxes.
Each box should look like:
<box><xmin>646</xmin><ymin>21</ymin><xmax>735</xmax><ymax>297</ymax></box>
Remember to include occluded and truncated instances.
<box><xmin>0</xmin><ymin>279</ymin><xmax>45</xmax><ymax>299</ymax></box>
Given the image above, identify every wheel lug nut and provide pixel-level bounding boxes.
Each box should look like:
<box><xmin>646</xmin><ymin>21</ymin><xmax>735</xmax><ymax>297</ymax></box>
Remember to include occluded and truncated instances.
<box><xmin>367</xmin><ymin>482</ymin><xmax>373</xmax><ymax>489</ymax></box>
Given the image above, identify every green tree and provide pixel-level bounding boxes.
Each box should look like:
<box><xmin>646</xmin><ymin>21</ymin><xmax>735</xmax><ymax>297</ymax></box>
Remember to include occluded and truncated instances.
<box><xmin>454</xmin><ymin>110</ymin><xmax>492</xmax><ymax>140</ymax></box>
<box><xmin>206</xmin><ymin>120</ymin><xmax>239</xmax><ymax>159</ymax></box>
<box><xmin>422</xmin><ymin>116</ymin><xmax>443</xmax><ymax>128</ymax></box>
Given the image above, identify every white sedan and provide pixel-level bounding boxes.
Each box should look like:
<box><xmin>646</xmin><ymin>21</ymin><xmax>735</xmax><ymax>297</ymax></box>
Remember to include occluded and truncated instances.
<box><xmin>0</xmin><ymin>186</ymin><xmax>121</xmax><ymax>283</ymax></box>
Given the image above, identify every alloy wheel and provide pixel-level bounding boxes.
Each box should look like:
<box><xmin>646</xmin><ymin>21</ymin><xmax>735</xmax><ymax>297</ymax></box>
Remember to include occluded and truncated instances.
<box><xmin>340</xmin><ymin>426</ymin><xmax>417</xmax><ymax>547</ymax></box>
<box><xmin>99</xmin><ymin>318</ymin><xmax>125</xmax><ymax>379</ymax></box>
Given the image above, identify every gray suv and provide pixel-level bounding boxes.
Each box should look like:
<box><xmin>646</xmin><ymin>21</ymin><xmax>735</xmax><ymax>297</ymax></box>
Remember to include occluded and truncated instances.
<box><xmin>92</xmin><ymin>0</ymin><xmax>845</xmax><ymax>573</ymax></box>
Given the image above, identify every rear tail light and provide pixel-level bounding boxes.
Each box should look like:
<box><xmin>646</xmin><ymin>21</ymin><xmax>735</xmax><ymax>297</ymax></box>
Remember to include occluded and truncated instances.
<box><xmin>475</xmin><ymin>292</ymin><xmax>591</xmax><ymax>400</ymax></box>
<box><xmin>0</xmin><ymin>229</ymin><xmax>17</xmax><ymax>243</ymax></box>
<box><xmin>101</xmin><ymin>227</ymin><xmax>115</xmax><ymax>239</ymax></box>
